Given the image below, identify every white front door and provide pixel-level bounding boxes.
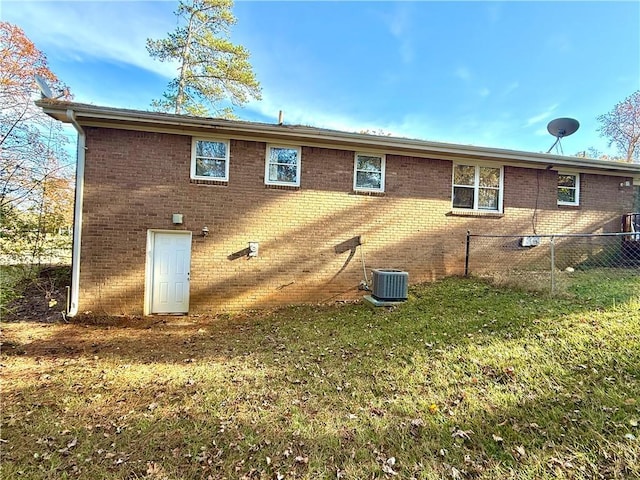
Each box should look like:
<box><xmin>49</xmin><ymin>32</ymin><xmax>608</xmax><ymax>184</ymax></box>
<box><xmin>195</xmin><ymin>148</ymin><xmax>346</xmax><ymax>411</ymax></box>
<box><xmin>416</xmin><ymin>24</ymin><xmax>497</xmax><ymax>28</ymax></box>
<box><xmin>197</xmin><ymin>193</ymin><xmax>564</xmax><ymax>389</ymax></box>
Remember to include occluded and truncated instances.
<box><xmin>150</xmin><ymin>231</ymin><xmax>191</xmax><ymax>314</ymax></box>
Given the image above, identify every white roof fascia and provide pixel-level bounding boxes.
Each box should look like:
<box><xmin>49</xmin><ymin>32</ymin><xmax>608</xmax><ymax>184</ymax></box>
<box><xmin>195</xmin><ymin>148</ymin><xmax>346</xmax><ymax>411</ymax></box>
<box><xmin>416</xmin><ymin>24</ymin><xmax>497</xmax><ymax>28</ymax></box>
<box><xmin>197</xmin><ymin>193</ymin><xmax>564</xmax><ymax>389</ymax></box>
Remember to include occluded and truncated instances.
<box><xmin>37</xmin><ymin>101</ymin><xmax>640</xmax><ymax>180</ymax></box>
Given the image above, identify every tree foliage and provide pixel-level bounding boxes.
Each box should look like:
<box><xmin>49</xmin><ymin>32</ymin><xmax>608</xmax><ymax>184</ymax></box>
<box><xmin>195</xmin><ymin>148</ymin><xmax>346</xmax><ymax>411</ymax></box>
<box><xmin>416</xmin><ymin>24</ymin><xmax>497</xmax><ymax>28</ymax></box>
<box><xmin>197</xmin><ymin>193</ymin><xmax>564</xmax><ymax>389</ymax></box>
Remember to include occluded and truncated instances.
<box><xmin>147</xmin><ymin>0</ymin><xmax>261</xmax><ymax>117</ymax></box>
<box><xmin>0</xmin><ymin>22</ymin><xmax>74</xmax><ymax>265</ymax></box>
<box><xmin>597</xmin><ymin>90</ymin><xmax>640</xmax><ymax>163</ymax></box>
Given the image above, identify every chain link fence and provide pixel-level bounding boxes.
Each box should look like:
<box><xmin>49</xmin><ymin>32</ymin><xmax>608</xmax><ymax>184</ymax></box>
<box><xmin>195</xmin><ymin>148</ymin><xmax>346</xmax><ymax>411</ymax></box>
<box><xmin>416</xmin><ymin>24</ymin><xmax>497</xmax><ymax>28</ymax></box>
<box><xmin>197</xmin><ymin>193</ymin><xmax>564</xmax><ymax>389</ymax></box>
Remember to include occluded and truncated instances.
<box><xmin>465</xmin><ymin>231</ymin><xmax>640</xmax><ymax>294</ymax></box>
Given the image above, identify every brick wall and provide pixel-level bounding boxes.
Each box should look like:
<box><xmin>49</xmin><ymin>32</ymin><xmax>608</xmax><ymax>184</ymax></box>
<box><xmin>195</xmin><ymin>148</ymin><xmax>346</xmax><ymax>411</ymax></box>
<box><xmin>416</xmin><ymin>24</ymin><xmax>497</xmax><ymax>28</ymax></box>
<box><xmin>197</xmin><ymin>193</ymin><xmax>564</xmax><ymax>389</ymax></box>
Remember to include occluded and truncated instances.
<box><xmin>79</xmin><ymin>127</ymin><xmax>635</xmax><ymax>315</ymax></box>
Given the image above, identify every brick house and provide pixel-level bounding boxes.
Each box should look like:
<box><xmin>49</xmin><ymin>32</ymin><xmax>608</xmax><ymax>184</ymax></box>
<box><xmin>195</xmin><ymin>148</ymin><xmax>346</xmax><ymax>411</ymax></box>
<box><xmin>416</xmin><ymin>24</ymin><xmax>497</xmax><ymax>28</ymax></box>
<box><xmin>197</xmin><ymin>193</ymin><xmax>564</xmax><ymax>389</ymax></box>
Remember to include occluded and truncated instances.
<box><xmin>39</xmin><ymin>101</ymin><xmax>640</xmax><ymax>316</ymax></box>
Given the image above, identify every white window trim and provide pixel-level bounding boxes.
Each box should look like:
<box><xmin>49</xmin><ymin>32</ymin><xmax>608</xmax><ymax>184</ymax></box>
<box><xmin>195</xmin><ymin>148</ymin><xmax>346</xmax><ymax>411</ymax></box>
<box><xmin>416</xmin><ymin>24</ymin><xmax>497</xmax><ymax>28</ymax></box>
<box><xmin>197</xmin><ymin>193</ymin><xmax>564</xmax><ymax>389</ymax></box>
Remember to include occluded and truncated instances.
<box><xmin>451</xmin><ymin>163</ymin><xmax>504</xmax><ymax>213</ymax></box>
<box><xmin>353</xmin><ymin>153</ymin><xmax>386</xmax><ymax>193</ymax></box>
<box><xmin>557</xmin><ymin>171</ymin><xmax>580</xmax><ymax>206</ymax></box>
<box><xmin>264</xmin><ymin>144</ymin><xmax>301</xmax><ymax>187</ymax></box>
<box><xmin>191</xmin><ymin>137</ymin><xmax>230</xmax><ymax>181</ymax></box>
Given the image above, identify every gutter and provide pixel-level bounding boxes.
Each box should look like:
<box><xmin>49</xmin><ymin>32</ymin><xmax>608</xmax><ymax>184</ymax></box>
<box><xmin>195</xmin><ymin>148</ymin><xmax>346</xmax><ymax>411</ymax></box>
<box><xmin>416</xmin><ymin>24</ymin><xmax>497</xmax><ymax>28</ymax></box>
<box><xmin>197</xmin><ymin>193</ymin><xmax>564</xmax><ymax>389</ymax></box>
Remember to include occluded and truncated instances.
<box><xmin>66</xmin><ymin>109</ymin><xmax>85</xmax><ymax>317</ymax></box>
<box><xmin>38</xmin><ymin>101</ymin><xmax>640</xmax><ymax>179</ymax></box>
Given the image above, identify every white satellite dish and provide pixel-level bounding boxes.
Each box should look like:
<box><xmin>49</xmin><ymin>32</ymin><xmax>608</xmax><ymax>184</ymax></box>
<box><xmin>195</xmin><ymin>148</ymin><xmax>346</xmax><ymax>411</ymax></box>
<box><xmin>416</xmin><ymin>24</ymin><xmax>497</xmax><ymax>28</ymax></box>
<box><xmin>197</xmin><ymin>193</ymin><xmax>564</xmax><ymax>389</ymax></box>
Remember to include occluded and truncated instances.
<box><xmin>34</xmin><ymin>74</ymin><xmax>54</xmax><ymax>99</ymax></box>
<box><xmin>34</xmin><ymin>74</ymin><xmax>68</xmax><ymax>100</ymax></box>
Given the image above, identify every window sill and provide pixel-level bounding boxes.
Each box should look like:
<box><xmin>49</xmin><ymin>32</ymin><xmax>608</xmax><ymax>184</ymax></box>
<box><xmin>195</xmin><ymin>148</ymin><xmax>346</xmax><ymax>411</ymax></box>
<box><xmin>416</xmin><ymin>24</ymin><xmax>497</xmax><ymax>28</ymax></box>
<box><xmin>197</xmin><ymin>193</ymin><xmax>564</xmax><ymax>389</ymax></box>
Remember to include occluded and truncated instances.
<box><xmin>265</xmin><ymin>184</ymin><xmax>300</xmax><ymax>191</ymax></box>
<box><xmin>558</xmin><ymin>204</ymin><xmax>580</xmax><ymax>209</ymax></box>
<box><xmin>190</xmin><ymin>178</ymin><xmax>228</xmax><ymax>187</ymax></box>
<box><xmin>447</xmin><ymin>209</ymin><xmax>504</xmax><ymax>218</ymax></box>
<box><xmin>352</xmin><ymin>190</ymin><xmax>385</xmax><ymax>197</ymax></box>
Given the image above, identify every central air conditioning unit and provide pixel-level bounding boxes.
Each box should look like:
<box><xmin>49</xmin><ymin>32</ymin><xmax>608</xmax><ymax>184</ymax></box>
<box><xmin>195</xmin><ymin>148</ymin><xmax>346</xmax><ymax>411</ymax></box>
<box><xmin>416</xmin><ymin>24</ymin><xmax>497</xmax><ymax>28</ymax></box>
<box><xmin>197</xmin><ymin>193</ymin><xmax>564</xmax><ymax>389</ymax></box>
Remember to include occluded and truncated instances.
<box><xmin>371</xmin><ymin>269</ymin><xmax>409</xmax><ymax>301</ymax></box>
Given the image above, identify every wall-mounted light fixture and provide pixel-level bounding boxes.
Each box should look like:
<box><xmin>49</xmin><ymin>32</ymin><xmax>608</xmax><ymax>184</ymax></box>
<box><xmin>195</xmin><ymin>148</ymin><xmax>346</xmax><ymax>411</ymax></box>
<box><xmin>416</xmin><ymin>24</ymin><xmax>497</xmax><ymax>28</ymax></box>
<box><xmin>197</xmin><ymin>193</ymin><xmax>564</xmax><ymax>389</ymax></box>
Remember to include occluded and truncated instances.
<box><xmin>201</xmin><ymin>226</ymin><xmax>209</xmax><ymax>237</ymax></box>
<box><xmin>172</xmin><ymin>213</ymin><xmax>183</xmax><ymax>225</ymax></box>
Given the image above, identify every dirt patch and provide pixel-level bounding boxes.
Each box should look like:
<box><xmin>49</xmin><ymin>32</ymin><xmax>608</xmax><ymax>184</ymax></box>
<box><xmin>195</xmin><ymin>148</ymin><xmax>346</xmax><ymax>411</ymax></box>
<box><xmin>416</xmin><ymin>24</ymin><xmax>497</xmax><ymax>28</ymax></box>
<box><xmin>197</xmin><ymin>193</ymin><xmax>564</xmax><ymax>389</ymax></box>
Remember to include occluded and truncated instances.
<box><xmin>3</xmin><ymin>266</ymin><xmax>71</xmax><ymax>323</ymax></box>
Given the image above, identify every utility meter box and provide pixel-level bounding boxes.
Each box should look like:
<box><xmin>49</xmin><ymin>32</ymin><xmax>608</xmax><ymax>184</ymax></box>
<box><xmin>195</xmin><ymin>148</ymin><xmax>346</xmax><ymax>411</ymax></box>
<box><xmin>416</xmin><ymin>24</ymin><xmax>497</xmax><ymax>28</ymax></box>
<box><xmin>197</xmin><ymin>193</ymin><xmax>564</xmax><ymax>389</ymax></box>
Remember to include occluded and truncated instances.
<box><xmin>520</xmin><ymin>236</ymin><xmax>541</xmax><ymax>247</ymax></box>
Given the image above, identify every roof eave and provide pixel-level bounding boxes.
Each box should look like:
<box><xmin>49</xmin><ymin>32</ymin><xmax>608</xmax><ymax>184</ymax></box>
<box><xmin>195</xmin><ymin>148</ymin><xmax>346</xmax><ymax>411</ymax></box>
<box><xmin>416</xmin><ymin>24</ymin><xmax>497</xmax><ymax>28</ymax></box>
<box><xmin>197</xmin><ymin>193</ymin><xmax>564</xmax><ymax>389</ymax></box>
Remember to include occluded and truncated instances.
<box><xmin>37</xmin><ymin>100</ymin><xmax>640</xmax><ymax>178</ymax></box>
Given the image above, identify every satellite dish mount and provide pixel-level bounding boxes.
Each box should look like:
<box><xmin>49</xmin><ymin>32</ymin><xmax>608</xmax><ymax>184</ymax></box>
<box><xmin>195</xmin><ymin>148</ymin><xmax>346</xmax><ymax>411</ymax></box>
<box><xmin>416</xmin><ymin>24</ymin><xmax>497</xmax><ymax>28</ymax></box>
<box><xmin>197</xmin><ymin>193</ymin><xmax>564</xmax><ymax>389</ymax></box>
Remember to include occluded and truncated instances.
<box><xmin>546</xmin><ymin>117</ymin><xmax>580</xmax><ymax>154</ymax></box>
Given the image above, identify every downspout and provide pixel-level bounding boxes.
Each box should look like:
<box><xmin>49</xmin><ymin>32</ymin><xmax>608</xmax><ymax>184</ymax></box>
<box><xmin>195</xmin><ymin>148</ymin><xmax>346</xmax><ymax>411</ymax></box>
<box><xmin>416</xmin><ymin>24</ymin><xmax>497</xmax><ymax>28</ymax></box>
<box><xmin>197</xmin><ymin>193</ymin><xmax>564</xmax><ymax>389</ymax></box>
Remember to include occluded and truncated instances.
<box><xmin>66</xmin><ymin>109</ymin><xmax>85</xmax><ymax>317</ymax></box>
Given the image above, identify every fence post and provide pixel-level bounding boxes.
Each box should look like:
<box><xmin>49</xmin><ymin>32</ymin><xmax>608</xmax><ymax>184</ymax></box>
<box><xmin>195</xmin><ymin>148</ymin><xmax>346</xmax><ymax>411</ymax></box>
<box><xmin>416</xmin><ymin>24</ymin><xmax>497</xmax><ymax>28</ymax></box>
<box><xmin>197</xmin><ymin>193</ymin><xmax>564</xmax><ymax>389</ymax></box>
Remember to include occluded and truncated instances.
<box><xmin>465</xmin><ymin>230</ymin><xmax>471</xmax><ymax>277</ymax></box>
<box><xmin>550</xmin><ymin>235</ymin><xmax>556</xmax><ymax>294</ymax></box>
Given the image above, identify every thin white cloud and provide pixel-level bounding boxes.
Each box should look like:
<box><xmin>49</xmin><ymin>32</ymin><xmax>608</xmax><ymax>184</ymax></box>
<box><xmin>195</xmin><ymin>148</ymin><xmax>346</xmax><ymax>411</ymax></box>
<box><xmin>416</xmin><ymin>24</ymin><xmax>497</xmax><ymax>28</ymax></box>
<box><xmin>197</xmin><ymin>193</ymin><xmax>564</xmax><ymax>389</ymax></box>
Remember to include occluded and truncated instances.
<box><xmin>525</xmin><ymin>104</ymin><xmax>559</xmax><ymax>127</ymax></box>
<box><xmin>479</xmin><ymin>87</ymin><xmax>491</xmax><ymax>98</ymax></box>
<box><xmin>388</xmin><ymin>8</ymin><xmax>408</xmax><ymax>37</ymax></box>
<box><xmin>535</xmin><ymin>127</ymin><xmax>550</xmax><ymax>137</ymax></box>
<box><xmin>245</xmin><ymin>95</ymin><xmax>525</xmax><ymax>151</ymax></box>
<box><xmin>384</xmin><ymin>5</ymin><xmax>414</xmax><ymax>64</ymax></box>
<box><xmin>5</xmin><ymin>2</ymin><xmax>178</xmax><ymax>79</ymax></box>
<box><xmin>503</xmin><ymin>81</ymin><xmax>519</xmax><ymax>96</ymax></box>
<box><xmin>455</xmin><ymin>67</ymin><xmax>471</xmax><ymax>81</ymax></box>
<box><xmin>486</xmin><ymin>3</ymin><xmax>503</xmax><ymax>24</ymax></box>
<box><xmin>398</xmin><ymin>41</ymin><xmax>414</xmax><ymax>65</ymax></box>
<box><xmin>246</xmin><ymin>94</ymin><xmax>395</xmax><ymax>135</ymax></box>
<box><xmin>245</xmin><ymin>93</ymin><xmax>444</xmax><ymax>143</ymax></box>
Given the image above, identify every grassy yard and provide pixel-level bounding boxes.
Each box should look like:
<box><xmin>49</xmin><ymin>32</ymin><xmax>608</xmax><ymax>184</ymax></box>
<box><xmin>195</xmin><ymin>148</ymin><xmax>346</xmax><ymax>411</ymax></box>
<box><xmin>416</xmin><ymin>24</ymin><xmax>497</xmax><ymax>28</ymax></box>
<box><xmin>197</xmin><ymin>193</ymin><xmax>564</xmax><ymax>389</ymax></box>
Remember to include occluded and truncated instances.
<box><xmin>1</xmin><ymin>276</ymin><xmax>639</xmax><ymax>479</ymax></box>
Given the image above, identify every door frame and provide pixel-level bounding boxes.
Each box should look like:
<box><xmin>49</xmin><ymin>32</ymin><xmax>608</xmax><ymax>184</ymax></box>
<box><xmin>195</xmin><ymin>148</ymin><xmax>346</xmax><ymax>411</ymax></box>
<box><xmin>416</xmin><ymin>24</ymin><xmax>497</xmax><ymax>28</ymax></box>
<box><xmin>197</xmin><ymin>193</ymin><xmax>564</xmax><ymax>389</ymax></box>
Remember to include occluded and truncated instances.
<box><xmin>144</xmin><ymin>229</ymin><xmax>192</xmax><ymax>315</ymax></box>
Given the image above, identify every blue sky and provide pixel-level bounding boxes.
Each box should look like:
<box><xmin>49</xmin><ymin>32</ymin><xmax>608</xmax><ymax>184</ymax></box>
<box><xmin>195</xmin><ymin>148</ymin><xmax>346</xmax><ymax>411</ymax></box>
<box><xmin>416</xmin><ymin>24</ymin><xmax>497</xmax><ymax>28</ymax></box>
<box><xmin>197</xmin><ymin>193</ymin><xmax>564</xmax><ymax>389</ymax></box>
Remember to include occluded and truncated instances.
<box><xmin>3</xmin><ymin>0</ymin><xmax>639</xmax><ymax>156</ymax></box>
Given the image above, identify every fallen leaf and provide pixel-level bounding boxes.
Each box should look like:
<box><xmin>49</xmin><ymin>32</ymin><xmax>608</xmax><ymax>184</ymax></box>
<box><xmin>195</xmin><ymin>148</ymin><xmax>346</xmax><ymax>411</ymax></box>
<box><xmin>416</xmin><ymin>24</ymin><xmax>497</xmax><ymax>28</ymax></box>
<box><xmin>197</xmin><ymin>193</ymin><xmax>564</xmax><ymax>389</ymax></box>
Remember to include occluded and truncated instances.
<box><xmin>451</xmin><ymin>466</ymin><xmax>462</xmax><ymax>479</ymax></box>
<box><xmin>514</xmin><ymin>445</ymin><xmax>526</xmax><ymax>458</ymax></box>
<box><xmin>411</xmin><ymin>418</ymin><xmax>424</xmax><ymax>427</ymax></box>
<box><xmin>452</xmin><ymin>429</ymin><xmax>473</xmax><ymax>440</ymax></box>
<box><xmin>382</xmin><ymin>463</ymin><xmax>398</xmax><ymax>476</ymax></box>
<box><xmin>624</xmin><ymin>433</ymin><xmax>637</xmax><ymax>440</ymax></box>
<box><xmin>370</xmin><ymin>407</ymin><xmax>385</xmax><ymax>417</ymax></box>
<box><xmin>146</xmin><ymin>462</ymin><xmax>166</xmax><ymax>477</ymax></box>
<box><xmin>492</xmin><ymin>434</ymin><xmax>504</xmax><ymax>443</ymax></box>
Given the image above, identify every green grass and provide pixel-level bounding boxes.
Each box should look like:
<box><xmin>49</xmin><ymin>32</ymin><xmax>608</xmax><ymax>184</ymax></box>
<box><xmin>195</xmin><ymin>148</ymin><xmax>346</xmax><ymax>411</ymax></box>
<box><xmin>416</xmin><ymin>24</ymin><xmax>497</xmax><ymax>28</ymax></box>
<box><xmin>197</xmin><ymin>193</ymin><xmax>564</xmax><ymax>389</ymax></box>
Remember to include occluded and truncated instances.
<box><xmin>1</xmin><ymin>275</ymin><xmax>639</xmax><ymax>479</ymax></box>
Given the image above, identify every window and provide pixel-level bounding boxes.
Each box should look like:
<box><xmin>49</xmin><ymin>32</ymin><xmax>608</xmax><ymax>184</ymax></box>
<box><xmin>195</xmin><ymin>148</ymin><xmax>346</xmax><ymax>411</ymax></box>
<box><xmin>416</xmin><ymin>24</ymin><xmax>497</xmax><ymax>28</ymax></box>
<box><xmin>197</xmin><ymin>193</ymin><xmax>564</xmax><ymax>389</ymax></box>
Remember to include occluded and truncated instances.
<box><xmin>557</xmin><ymin>172</ymin><xmax>580</xmax><ymax>206</ymax></box>
<box><xmin>265</xmin><ymin>145</ymin><xmax>301</xmax><ymax>186</ymax></box>
<box><xmin>191</xmin><ymin>138</ymin><xmax>229</xmax><ymax>181</ymax></box>
<box><xmin>452</xmin><ymin>163</ymin><xmax>503</xmax><ymax>212</ymax></box>
<box><xmin>353</xmin><ymin>153</ymin><xmax>385</xmax><ymax>192</ymax></box>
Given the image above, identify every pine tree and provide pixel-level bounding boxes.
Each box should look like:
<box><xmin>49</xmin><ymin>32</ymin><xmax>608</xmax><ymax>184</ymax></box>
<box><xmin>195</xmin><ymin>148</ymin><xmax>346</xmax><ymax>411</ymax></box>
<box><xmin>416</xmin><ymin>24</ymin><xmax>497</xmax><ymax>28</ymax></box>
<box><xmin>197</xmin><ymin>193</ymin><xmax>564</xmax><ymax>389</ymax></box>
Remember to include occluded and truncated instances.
<box><xmin>147</xmin><ymin>0</ymin><xmax>261</xmax><ymax>117</ymax></box>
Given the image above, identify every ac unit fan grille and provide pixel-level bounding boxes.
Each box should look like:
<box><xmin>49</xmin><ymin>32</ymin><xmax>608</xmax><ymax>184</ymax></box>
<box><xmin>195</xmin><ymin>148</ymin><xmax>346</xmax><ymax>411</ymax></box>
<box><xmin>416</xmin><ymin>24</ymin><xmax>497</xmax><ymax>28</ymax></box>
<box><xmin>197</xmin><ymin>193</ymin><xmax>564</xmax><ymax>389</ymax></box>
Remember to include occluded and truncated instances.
<box><xmin>371</xmin><ymin>269</ymin><xmax>408</xmax><ymax>301</ymax></box>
